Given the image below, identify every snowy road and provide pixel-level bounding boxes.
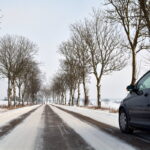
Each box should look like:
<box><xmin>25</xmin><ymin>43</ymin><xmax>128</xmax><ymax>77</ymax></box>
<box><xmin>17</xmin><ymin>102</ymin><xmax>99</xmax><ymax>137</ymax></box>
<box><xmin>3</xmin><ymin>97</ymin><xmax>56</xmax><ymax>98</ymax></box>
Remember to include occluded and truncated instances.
<box><xmin>52</xmin><ymin>105</ymin><xmax>150</xmax><ymax>150</ymax></box>
<box><xmin>0</xmin><ymin>105</ymin><xmax>93</xmax><ymax>150</ymax></box>
<box><xmin>0</xmin><ymin>105</ymin><xmax>149</xmax><ymax>150</ymax></box>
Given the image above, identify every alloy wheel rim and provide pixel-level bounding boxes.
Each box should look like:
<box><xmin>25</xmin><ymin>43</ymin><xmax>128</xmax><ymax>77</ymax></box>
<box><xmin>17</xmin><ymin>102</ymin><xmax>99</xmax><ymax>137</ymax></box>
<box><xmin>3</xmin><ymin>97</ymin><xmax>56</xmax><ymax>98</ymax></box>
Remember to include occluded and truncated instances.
<box><xmin>120</xmin><ymin>112</ymin><xmax>127</xmax><ymax>130</ymax></box>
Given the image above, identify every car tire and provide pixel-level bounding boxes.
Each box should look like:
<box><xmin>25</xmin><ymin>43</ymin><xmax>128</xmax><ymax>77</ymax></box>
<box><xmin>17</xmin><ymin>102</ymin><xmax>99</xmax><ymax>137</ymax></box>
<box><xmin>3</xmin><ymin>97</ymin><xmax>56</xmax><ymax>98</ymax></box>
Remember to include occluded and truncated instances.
<box><xmin>119</xmin><ymin>109</ymin><xmax>133</xmax><ymax>134</ymax></box>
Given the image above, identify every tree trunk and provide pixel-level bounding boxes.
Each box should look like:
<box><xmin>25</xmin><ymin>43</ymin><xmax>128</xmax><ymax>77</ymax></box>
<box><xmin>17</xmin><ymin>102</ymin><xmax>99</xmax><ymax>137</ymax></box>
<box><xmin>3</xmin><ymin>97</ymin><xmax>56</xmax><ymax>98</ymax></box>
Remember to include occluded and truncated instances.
<box><xmin>61</xmin><ymin>92</ymin><xmax>64</xmax><ymax>104</ymax></box>
<box><xmin>22</xmin><ymin>92</ymin><xmax>25</xmax><ymax>106</ymax></box>
<box><xmin>57</xmin><ymin>97</ymin><xmax>59</xmax><ymax>104</ymax></box>
<box><xmin>83</xmin><ymin>76</ymin><xmax>89</xmax><ymax>106</ymax></box>
<box><xmin>22</xmin><ymin>98</ymin><xmax>24</xmax><ymax>106</ymax></box>
<box><xmin>53</xmin><ymin>95</ymin><xmax>56</xmax><ymax>104</ymax></box>
<box><xmin>18</xmin><ymin>85</ymin><xmax>21</xmax><ymax>105</ymax></box>
<box><xmin>96</xmin><ymin>81</ymin><xmax>101</xmax><ymax>108</ymax></box>
<box><xmin>58</xmin><ymin>96</ymin><xmax>61</xmax><ymax>104</ymax></box>
<box><xmin>7</xmin><ymin>78</ymin><xmax>12</xmax><ymax>107</ymax></box>
<box><xmin>13</xmin><ymin>81</ymin><xmax>16</xmax><ymax>107</ymax></box>
<box><xmin>76</xmin><ymin>81</ymin><xmax>80</xmax><ymax>106</ymax></box>
<box><xmin>32</xmin><ymin>94</ymin><xmax>35</xmax><ymax>104</ymax></box>
<box><xmin>52</xmin><ymin>91</ymin><xmax>55</xmax><ymax>103</ymax></box>
<box><xmin>27</xmin><ymin>98</ymin><xmax>29</xmax><ymax>105</ymax></box>
<box><xmin>68</xmin><ymin>89</ymin><xmax>72</xmax><ymax>105</ymax></box>
<box><xmin>64</xmin><ymin>92</ymin><xmax>67</xmax><ymax>105</ymax></box>
<box><xmin>71</xmin><ymin>89</ymin><xmax>75</xmax><ymax>106</ymax></box>
<box><xmin>131</xmin><ymin>50</ymin><xmax>137</xmax><ymax>85</ymax></box>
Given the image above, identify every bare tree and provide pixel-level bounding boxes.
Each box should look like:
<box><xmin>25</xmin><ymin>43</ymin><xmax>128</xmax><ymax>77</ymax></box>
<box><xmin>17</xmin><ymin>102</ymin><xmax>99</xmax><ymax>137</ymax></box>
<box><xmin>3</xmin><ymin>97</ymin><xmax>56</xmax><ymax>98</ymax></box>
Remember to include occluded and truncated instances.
<box><xmin>61</xmin><ymin>60</ymin><xmax>78</xmax><ymax>105</ymax></box>
<box><xmin>80</xmin><ymin>11</ymin><xmax>127</xmax><ymax>107</ymax></box>
<box><xmin>106</xmin><ymin>0</ymin><xmax>149</xmax><ymax>85</ymax></box>
<box><xmin>16</xmin><ymin>59</ymin><xmax>36</xmax><ymax>105</ymax></box>
<box><xmin>71</xmin><ymin>25</ymin><xmax>91</xmax><ymax>106</ymax></box>
<box><xmin>50</xmin><ymin>73</ymin><xmax>67</xmax><ymax>105</ymax></box>
<box><xmin>59</xmin><ymin>73</ymin><xmax>68</xmax><ymax>105</ymax></box>
<box><xmin>24</xmin><ymin>61</ymin><xmax>41</xmax><ymax>104</ymax></box>
<box><xmin>12</xmin><ymin>38</ymin><xmax>37</xmax><ymax>106</ymax></box>
<box><xmin>59</xmin><ymin>41</ymin><xmax>80</xmax><ymax>105</ymax></box>
<box><xmin>0</xmin><ymin>35</ymin><xmax>38</xmax><ymax>107</ymax></box>
<box><xmin>0</xmin><ymin>35</ymin><xmax>17</xmax><ymax>106</ymax></box>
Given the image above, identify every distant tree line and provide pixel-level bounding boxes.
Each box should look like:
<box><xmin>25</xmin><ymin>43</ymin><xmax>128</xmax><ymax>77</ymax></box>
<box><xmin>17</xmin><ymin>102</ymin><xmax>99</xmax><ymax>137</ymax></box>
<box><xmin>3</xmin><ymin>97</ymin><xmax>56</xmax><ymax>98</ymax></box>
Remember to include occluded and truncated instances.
<box><xmin>0</xmin><ymin>35</ymin><xmax>42</xmax><ymax>107</ymax></box>
<box><xmin>48</xmin><ymin>1</ymin><xmax>150</xmax><ymax>107</ymax></box>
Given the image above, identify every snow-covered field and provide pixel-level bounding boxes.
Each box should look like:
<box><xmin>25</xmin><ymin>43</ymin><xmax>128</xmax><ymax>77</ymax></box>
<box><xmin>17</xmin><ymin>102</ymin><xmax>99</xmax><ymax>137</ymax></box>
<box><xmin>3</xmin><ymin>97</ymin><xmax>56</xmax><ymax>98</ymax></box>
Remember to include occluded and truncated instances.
<box><xmin>0</xmin><ymin>100</ymin><xmax>8</xmax><ymax>106</ymax></box>
<box><xmin>0</xmin><ymin>100</ymin><xmax>34</xmax><ymax>106</ymax></box>
<box><xmin>50</xmin><ymin>105</ymin><xmax>135</xmax><ymax>150</ymax></box>
<box><xmin>52</xmin><ymin>104</ymin><xmax>119</xmax><ymax>128</ymax></box>
<box><xmin>101</xmin><ymin>100</ymin><xmax>120</xmax><ymax>110</ymax></box>
<box><xmin>0</xmin><ymin>105</ymin><xmax>40</xmax><ymax>128</ymax></box>
<box><xmin>77</xmin><ymin>99</ymin><xmax>122</xmax><ymax>110</ymax></box>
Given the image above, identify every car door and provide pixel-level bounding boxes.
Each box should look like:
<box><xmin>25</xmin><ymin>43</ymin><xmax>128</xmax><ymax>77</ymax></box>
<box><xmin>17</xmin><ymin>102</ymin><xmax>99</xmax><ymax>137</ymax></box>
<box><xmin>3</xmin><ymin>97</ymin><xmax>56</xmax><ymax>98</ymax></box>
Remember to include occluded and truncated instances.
<box><xmin>126</xmin><ymin>72</ymin><xmax>150</xmax><ymax>127</ymax></box>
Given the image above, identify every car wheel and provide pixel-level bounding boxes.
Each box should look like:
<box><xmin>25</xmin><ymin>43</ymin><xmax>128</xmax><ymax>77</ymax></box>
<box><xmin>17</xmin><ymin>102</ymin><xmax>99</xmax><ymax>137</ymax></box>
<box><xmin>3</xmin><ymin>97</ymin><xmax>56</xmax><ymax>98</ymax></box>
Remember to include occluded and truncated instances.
<box><xmin>119</xmin><ymin>109</ymin><xmax>133</xmax><ymax>134</ymax></box>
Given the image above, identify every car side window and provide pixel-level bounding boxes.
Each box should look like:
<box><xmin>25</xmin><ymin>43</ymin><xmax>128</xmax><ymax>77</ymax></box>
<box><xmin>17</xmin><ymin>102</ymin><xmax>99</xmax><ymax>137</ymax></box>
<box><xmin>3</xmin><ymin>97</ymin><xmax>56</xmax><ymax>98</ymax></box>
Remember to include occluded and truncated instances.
<box><xmin>137</xmin><ymin>72</ymin><xmax>150</xmax><ymax>90</ymax></box>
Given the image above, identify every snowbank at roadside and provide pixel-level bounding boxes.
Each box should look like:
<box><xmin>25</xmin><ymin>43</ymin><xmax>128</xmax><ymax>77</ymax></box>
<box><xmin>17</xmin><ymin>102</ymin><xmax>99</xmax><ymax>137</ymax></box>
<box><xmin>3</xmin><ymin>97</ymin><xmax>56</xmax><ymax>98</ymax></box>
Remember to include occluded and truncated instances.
<box><xmin>0</xmin><ymin>100</ymin><xmax>37</xmax><ymax>107</ymax></box>
<box><xmin>76</xmin><ymin>99</ymin><xmax>121</xmax><ymax>110</ymax></box>
<box><xmin>0</xmin><ymin>105</ymin><xmax>40</xmax><ymax>128</ymax></box>
<box><xmin>101</xmin><ymin>101</ymin><xmax>120</xmax><ymax>110</ymax></box>
<box><xmin>0</xmin><ymin>106</ymin><xmax>44</xmax><ymax>150</ymax></box>
<box><xmin>52</xmin><ymin>104</ymin><xmax>119</xmax><ymax>128</ymax></box>
<box><xmin>0</xmin><ymin>108</ymin><xmax>8</xmax><ymax>113</ymax></box>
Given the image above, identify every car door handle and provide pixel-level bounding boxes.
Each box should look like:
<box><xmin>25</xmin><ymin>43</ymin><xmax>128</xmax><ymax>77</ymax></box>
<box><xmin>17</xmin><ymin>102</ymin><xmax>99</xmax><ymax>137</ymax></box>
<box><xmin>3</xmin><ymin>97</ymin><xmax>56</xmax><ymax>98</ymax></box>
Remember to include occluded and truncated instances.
<box><xmin>144</xmin><ymin>93</ymin><xmax>149</xmax><ymax>97</ymax></box>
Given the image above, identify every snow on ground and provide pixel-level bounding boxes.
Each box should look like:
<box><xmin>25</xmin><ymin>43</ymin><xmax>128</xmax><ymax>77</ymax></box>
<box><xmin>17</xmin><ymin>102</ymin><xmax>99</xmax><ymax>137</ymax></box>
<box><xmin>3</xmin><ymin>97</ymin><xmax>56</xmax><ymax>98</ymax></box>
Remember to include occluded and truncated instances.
<box><xmin>52</xmin><ymin>104</ymin><xmax>119</xmax><ymax>128</ymax></box>
<box><xmin>0</xmin><ymin>101</ymin><xmax>8</xmax><ymax>106</ymax></box>
<box><xmin>101</xmin><ymin>101</ymin><xmax>120</xmax><ymax>110</ymax></box>
<box><xmin>0</xmin><ymin>100</ymin><xmax>35</xmax><ymax>106</ymax></box>
<box><xmin>0</xmin><ymin>105</ymin><xmax>44</xmax><ymax>150</ymax></box>
<box><xmin>50</xmin><ymin>105</ymin><xmax>135</xmax><ymax>150</ymax></box>
<box><xmin>0</xmin><ymin>105</ymin><xmax>40</xmax><ymax>128</ymax></box>
<box><xmin>79</xmin><ymin>99</ymin><xmax>121</xmax><ymax>110</ymax></box>
<box><xmin>0</xmin><ymin>108</ymin><xmax>7</xmax><ymax>113</ymax></box>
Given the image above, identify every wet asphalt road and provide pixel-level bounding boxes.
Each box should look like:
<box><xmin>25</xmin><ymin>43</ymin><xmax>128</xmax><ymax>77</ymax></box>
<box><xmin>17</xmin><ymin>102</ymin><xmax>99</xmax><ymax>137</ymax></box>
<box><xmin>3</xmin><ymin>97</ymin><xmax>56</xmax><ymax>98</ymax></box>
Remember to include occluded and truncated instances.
<box><xmin>41</xmin><ymin>105</ymin><xmax>94</xmax><ymax>150</ymax></box>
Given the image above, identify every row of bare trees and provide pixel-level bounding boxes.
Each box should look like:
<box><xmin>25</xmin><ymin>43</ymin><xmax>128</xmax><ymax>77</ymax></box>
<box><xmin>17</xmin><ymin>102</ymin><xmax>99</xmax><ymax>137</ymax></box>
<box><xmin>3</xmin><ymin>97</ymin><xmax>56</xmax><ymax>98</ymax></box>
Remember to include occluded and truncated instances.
<box><xmin>0</xmin><ymin>35</ymin><xmax>42</xmax><ymax>107</ymax></box>
<box><xmin>50</xmin><ymin>1</ymin><xmax>149</xmax><ymax>107</ymax></box>
<box><xmin>49</xmin><ymin>10</ymin><xmax>127</xmax><ymax>107</ymax></box>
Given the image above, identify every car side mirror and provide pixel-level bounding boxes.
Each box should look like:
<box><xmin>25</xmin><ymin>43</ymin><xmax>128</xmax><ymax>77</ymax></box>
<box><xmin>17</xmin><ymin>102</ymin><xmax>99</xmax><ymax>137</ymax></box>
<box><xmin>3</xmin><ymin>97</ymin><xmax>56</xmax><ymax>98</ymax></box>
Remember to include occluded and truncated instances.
<box><xmin>127</xmin><ymin>85</ymin><xmax>143</xmax><ymax>95</ymax></box>
<box><xmin>126</xmin><ymin>85</ymin><xmax>135</xmax><ymax>92</ymax></box>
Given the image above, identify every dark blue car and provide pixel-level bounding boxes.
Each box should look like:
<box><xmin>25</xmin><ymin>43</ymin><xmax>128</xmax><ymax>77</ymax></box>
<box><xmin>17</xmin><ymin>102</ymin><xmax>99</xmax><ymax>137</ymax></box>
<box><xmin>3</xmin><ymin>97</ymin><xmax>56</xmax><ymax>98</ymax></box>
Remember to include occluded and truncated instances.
<box><xmin>119</xmin><ymin>71</ymin><xmax>150</xmax><ymax>133</ymax></box>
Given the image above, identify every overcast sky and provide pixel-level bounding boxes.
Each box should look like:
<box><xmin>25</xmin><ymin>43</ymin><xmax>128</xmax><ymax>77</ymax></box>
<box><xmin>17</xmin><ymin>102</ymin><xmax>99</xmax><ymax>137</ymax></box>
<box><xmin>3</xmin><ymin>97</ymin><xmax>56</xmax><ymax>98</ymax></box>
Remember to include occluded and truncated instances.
<box><xmin>0</xmin><ymin>0</ymin><xmax>148</xmax><ymax>101</ymax></box>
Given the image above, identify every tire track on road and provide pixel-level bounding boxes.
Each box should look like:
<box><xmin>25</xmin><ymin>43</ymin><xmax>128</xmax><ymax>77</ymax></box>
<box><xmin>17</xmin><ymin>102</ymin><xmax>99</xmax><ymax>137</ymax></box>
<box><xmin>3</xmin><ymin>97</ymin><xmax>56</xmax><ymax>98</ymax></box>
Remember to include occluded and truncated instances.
<box><xmin>53</xmin><ymin>105</ymin><xmax>150</xmax><ymax>150</ymax></box>
<box><xmin>42</xmin><ymin>105</ymin><xmax>94</xmax><ymax>150</ymax></box>
<box><xmin>0</xmin><ymin>105</ymin><xmax>41</xmax><ymax>138</ymax></box>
